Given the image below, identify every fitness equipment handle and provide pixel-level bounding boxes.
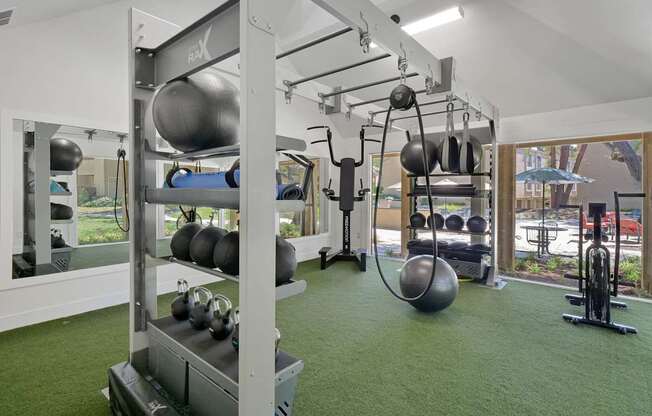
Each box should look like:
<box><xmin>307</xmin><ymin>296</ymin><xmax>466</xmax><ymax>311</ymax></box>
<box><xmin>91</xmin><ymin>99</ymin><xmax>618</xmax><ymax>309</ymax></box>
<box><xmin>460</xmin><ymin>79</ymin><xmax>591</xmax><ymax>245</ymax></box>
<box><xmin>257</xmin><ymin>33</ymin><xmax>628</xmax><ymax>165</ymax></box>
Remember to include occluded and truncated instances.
<box><xmin>192</xmin><ymin>287</ymin><xmax>213</xmax><ymax>308</ymax></box>
<box><xmin>177</xmin><ymin>279</ymin><xmax>189</xmax><ymax>294</ymax></box>
<box><xmin>307</xmin><ymin>126</ymin><xmax>338</xmax><ymax>167</ymax></box>
<box><xmin>212</xmin><ymin>293</ymin><xmax>233</xmax><ymax>316</ymax></box>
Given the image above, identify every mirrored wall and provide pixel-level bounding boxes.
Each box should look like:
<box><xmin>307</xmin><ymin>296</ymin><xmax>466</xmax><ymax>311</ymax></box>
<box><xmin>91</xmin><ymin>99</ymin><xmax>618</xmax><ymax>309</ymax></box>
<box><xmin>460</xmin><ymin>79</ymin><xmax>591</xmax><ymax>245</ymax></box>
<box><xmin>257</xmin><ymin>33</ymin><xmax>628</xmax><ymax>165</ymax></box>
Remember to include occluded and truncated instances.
<box><xmin>11</xmin><ymin>119</ymin><xmax>329</xmax><ymax>279</ymax></box>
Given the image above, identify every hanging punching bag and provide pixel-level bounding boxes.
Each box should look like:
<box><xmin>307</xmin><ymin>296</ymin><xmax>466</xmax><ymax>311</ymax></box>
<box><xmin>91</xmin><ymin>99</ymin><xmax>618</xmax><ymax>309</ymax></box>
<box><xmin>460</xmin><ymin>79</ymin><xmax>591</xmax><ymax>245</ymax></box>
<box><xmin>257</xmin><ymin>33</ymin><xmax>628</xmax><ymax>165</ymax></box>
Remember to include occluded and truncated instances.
<box><xmin>458</xmin><ymin>111</ymin><xmax>482</xmax><ymax>174</ymax></box>
<box><xmin>438</xmin><ymin>102</ymin><xmax>460</xmax><ymax>173</ymax></box>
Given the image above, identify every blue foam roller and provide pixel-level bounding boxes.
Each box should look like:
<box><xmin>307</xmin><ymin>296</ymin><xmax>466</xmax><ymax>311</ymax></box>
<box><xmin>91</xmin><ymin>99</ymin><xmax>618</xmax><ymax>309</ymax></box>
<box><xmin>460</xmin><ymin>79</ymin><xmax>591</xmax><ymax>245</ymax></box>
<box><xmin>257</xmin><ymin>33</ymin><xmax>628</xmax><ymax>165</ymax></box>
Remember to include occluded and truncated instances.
<box><xmin>171</xmin><ymin>170</ymin><xmax>240</xmax><ymax>189</ymax></box>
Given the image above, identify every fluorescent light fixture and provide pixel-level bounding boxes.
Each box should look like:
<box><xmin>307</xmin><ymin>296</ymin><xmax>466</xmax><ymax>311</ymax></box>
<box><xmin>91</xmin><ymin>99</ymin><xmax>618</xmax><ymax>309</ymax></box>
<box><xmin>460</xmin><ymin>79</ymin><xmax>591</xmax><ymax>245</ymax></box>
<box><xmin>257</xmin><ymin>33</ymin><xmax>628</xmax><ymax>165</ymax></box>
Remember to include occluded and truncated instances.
<box><xmin>370</xmin><ymin>6</ymin><xmax>464</xmax><ymax>47</ymax></box>
<box><xmin>402</xmin><ymin>6</ymin><xmax>464</xmax><ymax>35</ymax></box>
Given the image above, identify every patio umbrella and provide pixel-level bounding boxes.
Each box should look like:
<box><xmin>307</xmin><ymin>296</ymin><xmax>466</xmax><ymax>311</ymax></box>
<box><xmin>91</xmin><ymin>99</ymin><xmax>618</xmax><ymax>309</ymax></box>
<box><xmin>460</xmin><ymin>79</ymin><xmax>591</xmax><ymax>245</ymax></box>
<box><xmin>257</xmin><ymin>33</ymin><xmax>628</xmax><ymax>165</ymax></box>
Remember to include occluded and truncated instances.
<box><xmin>515</xmin><ymin>167</ymin><xmax>593</xmax><ymax>227</ymax></box>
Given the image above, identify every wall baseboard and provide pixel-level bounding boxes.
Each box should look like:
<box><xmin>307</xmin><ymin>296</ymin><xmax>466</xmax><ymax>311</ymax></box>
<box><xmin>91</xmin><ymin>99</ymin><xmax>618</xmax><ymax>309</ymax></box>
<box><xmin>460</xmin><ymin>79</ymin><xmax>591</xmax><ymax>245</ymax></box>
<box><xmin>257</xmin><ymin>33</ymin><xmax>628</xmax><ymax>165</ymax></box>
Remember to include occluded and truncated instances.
<box><xmin>0</xmin><ymin>271</ymin><xmax>216</xmax><ymax>333</ymax></box>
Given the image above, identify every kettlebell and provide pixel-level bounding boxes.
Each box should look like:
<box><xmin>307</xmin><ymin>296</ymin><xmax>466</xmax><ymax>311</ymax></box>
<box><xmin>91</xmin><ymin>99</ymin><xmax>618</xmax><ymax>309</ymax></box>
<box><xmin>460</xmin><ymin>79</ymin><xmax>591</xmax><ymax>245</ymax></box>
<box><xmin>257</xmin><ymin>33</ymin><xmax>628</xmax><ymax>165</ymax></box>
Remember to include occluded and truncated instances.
<box><xmin>232</xmin><ymin>314</ymin><xmax>281</xmax><ymax>359</ymax></box>
<box><xmin>188</xmin><ymin>287</ymin><xmax>213</xmax><ymax>330</ymax></box>
<box><xmin>208</xmin><ymin>294</ymin><xmax>235</xmax><ymax>341</ymax></box>
<box><xmin>171</xmin><ymin>279</ymin><xmax>191</xmax><ymax>320</ymax></box>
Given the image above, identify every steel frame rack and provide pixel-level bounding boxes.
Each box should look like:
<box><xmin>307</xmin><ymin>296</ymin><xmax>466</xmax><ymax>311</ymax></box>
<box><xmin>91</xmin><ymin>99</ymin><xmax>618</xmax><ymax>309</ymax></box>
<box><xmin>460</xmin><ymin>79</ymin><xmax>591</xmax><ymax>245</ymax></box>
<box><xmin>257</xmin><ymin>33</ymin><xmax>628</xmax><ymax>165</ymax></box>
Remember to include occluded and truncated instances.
<box><xmin>406</xmin><ymin>130</ymin><xmax>503</xmax><ymax>289</ymax></box>
<box><xmin>116</xmin><ymin>1</ymin><xmax>500</xmax><ymax>415</ymax></box>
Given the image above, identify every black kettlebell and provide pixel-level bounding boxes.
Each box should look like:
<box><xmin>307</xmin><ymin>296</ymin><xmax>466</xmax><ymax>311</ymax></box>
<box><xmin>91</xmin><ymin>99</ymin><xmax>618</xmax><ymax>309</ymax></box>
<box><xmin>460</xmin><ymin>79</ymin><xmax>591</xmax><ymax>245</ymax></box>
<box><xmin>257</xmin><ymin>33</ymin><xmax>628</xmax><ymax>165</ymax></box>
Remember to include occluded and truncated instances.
<box><xmin>51</xmin><ymin>229</ymin><xmax>66</xmax><ymax>249</ymax></box>
<box><xmin>171</xmin><ymin>279</ymin><xmax>191</xmax><ymax>320</ymax></box>
<box><xmin>188</xmin><ymin>287</ymin><xmax>213</xmax><ymax>330</ymax></box>
<box><xmin>208</xmin><ymin>294</ymin><xmax>235</xmax><ymax>341</ymax></box>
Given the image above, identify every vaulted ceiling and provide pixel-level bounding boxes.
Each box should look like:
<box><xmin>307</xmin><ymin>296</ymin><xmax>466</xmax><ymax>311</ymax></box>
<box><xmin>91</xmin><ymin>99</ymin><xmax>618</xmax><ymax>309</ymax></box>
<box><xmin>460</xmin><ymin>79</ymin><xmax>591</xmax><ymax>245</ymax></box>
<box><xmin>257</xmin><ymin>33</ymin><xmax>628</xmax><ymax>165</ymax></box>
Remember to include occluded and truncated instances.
<box><xmin>277</xmin><ymin>0</ymin><xmax>652</xmax><ymax>120</ymax></box>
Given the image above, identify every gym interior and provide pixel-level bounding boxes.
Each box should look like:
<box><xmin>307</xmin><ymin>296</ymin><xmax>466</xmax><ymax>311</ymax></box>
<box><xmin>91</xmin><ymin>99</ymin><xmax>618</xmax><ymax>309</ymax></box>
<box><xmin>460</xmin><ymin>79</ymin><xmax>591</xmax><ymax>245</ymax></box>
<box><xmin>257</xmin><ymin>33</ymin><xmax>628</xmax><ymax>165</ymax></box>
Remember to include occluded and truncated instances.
<box><xmin>1</xmin><ymin>1</ymin><xmax>651</xmax><ymax>415</ymax></box>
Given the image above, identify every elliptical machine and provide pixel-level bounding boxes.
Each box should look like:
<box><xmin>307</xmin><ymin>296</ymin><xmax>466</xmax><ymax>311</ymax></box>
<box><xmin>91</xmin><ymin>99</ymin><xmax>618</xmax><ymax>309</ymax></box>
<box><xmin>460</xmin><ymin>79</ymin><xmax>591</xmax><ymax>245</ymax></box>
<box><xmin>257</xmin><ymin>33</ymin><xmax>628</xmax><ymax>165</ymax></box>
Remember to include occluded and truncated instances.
<box><xmin>309</xmin><ymin>125</ymin><xmax>379</xmax><ymax>271</ymax></box>
<box><xmin>562</xmin><ymin>202</ymin><xmax>637</xmax><ymax>334</ymax></box>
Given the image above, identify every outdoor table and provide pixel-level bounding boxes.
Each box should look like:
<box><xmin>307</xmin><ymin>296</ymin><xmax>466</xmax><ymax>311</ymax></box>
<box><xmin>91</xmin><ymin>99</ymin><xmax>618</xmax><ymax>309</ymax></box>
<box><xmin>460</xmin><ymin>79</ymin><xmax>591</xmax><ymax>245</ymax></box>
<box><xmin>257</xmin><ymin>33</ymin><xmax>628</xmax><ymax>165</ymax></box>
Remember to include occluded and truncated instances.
<box><xmin>522</xmin><ymin>225</ymin><xmax>568</xmax><ymax>257</ymax></box>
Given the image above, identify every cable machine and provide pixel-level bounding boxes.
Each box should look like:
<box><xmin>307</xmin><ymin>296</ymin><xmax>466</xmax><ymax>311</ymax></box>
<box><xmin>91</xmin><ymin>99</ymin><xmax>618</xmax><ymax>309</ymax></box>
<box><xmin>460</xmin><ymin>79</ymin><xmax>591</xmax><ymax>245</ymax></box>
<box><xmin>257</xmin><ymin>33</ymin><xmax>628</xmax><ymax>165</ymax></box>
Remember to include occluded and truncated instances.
<box><xmin>111</xmin><ymin>1</ymin><xmax>500</xmax><ymax>415</ymax></box>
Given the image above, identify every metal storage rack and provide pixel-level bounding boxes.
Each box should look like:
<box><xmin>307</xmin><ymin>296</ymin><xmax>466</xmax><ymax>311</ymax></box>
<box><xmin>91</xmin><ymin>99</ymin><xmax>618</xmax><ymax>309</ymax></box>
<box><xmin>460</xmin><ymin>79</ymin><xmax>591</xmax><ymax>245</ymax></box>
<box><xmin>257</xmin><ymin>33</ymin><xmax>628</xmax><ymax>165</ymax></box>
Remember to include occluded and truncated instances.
<box><xmin>112</xmin><ymin>1</ymin><xmax>500</xmax><ymax>415</ymax></box>
<box><xmin>15</xmin><ymin>122</ymin><xmax>75</xmax><ymax>276</ymax></box>
<box><xmin>405</xmin><ymin>133</ymin><xmax>501</xmax><ymax>287</ymax></box>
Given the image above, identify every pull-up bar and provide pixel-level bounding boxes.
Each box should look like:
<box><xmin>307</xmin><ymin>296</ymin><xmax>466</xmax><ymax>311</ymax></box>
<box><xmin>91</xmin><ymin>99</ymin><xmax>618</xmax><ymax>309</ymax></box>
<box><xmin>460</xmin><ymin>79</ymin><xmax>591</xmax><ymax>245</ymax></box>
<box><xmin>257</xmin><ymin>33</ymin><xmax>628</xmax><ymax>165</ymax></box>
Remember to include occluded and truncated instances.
<box><xmin>369</xmin><ymin>98</ymin><xmax>453</xmax><ymax>116</ymax></box>
<box><xmin>276</xmin><ymin>27</ymin><xmax>353</xmax><ymax>59</ymax></box>
<box><xmin>391</xmin><ymin>107</ymin><xmax>464</xmax><ymax>122</ymax></box>
<box><xmin>319</xmin><ymin>72</ymin><xmax>418</xmax><ymax>99</ymax></box>
<box><xmin>348</xmin><ymin>89</ymin><xmax>428</xmax><ymax>109</ymax></box>
<box><xmin>286</xmin><ymin>53</ymin><xmax>391</xmax><ymax>87</ymax></box>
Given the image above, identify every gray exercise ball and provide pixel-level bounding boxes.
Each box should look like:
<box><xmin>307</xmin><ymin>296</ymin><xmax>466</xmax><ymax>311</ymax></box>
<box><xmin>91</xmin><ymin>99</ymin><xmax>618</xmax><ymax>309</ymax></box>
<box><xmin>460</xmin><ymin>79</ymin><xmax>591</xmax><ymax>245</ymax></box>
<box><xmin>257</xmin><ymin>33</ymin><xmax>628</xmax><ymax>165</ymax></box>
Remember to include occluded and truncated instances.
<box><xmin>399</xmin><ymin>255</ymin><xmax>458</xmax><ymax>312</ymax></box>
<box><xmin>50</xmin><ymin>138</ymin><xmax>83</xmax><ymax>171</ymax></box>
<box><xmin>152</xmin><ymin>69</ymin><xmax>240</xmax><ymax>152</ymax></box>
<box><xmin>400</xmin><ymin>138</ymin><xmax>438</xmax><ymax>176</ymax></box>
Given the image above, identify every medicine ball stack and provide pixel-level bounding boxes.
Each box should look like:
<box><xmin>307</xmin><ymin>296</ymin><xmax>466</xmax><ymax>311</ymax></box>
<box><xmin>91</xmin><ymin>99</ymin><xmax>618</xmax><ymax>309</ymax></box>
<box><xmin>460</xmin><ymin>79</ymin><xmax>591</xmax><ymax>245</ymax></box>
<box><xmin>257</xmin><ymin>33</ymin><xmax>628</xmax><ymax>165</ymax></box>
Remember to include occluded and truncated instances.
<box><xmin>170</xmin><ymin>226</ymin><xmax>298</xmax><ymax>284</ymax></box>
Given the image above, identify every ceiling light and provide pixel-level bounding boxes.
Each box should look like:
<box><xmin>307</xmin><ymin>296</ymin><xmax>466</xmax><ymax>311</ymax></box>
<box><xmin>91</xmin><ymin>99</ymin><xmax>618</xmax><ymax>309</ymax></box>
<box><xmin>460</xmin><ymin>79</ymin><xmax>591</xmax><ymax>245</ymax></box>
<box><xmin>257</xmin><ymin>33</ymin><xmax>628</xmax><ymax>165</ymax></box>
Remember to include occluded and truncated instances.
<box><xmin>402</xmin><ymin>6</ymin><xmax>464</xmax><ymax>35</ymax></box>
<box><xmin>370</xmin><ymin>6</ymin><xmax>464</xmax><ymax>48</ymax></box>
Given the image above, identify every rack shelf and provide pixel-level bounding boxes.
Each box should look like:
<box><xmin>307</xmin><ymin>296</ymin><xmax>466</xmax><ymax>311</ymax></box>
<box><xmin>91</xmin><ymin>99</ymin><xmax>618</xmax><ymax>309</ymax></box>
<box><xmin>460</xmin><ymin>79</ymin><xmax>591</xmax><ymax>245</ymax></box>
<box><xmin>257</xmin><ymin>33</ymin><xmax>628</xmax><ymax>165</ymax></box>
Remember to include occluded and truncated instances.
<box><xmin>51</xmin><ymin>191</ymin><xmax>72</xmax><ymax>196</ymax></box>
<box><xmin>145</xmin><ymin>188</ymin><xmax>306</xmax><ymax>212</ymax></box>
<box><xmin>51</xmin><ymin>245</ymin><xmax>73</xmax><ymax>254</ymax></box>
<box><xmin>51</xmin><ymin>219</ymin><xmax>74</xmax><ymax>224</ymax></box>
<box><xmin>407</xmin><ymin>226</ymin><xmax>490</xmax><ymax>236</ymax></box>
<box><xmin>408</xmin><ymin>172</ymin><xmax>491</xmax><ymax>178</ymax></box>
<box><xmin>168</xmin><ymin>257</ymin><xmax>307</xmax><ymax>301</ymax></box>
<box><xmin>147</xmin><ymin>316</ymin><xmax>304</xmax><ymax>399</ymax></box>
<box><xmin>145</xmin><ymin>135</ymin><xmax>307</xmax><ymax>162</ymax></box>
<box><xmin>50</xmin><ymin>170</ymin><xmax>73</xmax><ymax>176</ymax></box>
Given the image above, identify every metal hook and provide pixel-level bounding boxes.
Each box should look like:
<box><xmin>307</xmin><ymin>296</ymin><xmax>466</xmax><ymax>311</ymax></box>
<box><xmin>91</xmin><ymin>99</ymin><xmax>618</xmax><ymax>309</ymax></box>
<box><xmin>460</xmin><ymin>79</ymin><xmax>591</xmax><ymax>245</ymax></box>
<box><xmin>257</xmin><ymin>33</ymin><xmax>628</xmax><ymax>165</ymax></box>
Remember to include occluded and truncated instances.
<box><xmin>359</xmin><ymin>12</ymin><xmax>371</xmax><ymax>53</ymax></box>
<box><xmin>397</xmin><ymin>42</ymin><xmax>408</xmax><ymax>83</ymax></box>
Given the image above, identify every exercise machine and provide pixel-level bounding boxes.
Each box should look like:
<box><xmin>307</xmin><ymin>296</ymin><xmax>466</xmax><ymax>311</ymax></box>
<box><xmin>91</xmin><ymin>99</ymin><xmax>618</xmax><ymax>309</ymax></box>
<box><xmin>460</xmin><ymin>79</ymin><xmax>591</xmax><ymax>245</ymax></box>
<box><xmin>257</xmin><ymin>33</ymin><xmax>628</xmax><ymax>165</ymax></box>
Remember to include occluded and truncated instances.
<box><xmin>562</xmin><ymin>202</ymin><xmax>637</xmax><ymax>334</ymax></box>
<box><xmin>563</xmin><ymin>191</ymin><xmax>645</xmax><ymax>309</ymax></box>
<box><xmin>309</xmin><ymin>125</ymin><xmax>378</xmax><ymax>271</ymax></box>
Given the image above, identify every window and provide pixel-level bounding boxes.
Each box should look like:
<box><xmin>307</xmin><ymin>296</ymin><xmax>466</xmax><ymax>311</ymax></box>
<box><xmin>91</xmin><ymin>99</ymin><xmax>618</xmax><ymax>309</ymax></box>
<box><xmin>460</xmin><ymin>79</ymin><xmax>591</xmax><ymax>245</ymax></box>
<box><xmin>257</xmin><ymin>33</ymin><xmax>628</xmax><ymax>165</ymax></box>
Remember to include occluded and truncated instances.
<box><xmin>278</xmin><ymin>156</ymin><xmax>321</xmax><ymax>239</ymax></box>
<box><xmin>513</xmin><ymin>140</ymin><xmax>643</xmax><ymax>293</ymax></box>
<box><xmin>77</xmin><ymin>158</ymin><xmax>128</xmax><ymax>245</ymax></box>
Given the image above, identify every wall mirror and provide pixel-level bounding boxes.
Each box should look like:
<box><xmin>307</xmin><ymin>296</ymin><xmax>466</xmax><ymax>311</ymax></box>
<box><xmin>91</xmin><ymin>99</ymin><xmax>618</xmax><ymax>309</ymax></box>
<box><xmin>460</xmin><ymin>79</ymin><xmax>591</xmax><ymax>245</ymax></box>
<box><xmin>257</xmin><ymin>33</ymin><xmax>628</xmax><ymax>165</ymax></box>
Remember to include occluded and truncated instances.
<box><xmin>10</xmin><ymin>118</ymin><xmax>328</xmax><ymax>279</ymax></box>
<box><xmin>11</xmin><ymin>120</ymin><xmax>131</xmax><ymax>278</ymax></box>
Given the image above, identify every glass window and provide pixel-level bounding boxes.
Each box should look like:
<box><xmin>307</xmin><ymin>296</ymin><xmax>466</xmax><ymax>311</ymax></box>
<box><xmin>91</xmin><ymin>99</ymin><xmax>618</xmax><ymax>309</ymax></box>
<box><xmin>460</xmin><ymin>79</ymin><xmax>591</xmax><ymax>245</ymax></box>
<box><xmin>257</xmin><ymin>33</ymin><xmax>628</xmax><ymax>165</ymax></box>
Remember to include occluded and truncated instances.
<box><xmin>77</xmin><ymin>158</ymin><xmax>128</xmax><ymax>245</ymax></box>
<box><xmin>513</xmin><ymin>140</ymin><xmax>643</xmax><ymax>294</ymax></box>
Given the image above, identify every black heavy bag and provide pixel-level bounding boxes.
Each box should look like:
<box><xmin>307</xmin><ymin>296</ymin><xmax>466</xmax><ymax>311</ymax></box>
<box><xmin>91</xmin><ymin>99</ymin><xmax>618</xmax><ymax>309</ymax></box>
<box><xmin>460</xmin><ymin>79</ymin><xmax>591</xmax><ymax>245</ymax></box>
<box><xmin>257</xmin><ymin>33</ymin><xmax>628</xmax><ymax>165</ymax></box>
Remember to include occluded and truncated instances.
<box><xmin>438</xmin><ymin>103</ymin><xmax>460</xmax><ymax>173</ymax></box>
<box><xmin>50</xmin><ymin>138</ymin><xmax>83</xmax><ymax>171</ymax></box>
<box><xmin>171</xmin><ymin>222</ymin><xmax>203</xmax><ymax>261</ymax></box>
<box><xmin>189</xmin><ymin>225</ymin><xmax>228</xmax><ymax>268</ymax></box>
<box><xmin>458</xmin><ymin>111</ymin><xmax>482</xmax><ymax>174</ymax></box>
<box><xmin>51</xmin><ymin>203</ymin><xmax>73</xmax><ymax>220</ymax></box>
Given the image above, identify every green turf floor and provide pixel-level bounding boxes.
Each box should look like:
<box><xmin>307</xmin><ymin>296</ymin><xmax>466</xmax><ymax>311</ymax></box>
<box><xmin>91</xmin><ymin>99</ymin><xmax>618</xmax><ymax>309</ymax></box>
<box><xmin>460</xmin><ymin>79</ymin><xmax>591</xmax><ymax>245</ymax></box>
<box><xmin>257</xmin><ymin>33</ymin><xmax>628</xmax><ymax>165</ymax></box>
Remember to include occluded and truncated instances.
<box><xmin>2</xmin><ymin>260</ymin><xmax>652</xmax><ymax>416</ymax></box>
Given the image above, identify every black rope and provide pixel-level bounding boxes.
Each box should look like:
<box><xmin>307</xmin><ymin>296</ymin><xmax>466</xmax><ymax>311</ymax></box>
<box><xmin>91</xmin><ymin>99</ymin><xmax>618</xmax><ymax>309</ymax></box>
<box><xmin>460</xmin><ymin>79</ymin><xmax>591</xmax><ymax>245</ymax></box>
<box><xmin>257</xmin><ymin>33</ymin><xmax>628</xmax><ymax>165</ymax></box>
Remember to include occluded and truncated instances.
<box><xmin>114</xmin><ymin>148</ymin><xmax>130</xmax><ymax>232</ymax></box>
<box><xmin>372</xmin><ymin>93</ymin><xmax>438</xmax><ymax>302</ymax></box>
